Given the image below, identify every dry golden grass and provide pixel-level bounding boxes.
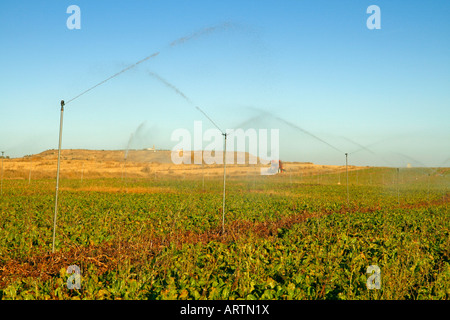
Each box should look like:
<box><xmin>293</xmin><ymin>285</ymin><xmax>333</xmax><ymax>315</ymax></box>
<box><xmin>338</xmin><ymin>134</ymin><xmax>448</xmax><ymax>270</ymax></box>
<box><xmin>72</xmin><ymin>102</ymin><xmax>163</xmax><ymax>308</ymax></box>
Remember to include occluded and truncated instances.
<box><xmin>1</xmin><ymin>149</ymin><xmax>365</xmax><ymax>180</ymax></box>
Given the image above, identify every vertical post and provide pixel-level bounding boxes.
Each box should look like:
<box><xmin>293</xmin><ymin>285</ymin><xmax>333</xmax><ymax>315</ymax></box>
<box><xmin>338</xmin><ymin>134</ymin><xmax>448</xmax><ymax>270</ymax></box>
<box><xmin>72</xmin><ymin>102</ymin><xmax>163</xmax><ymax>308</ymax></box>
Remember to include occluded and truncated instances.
<box><xmin>122</xmin><ymin>155</ymin><xmax>128</xmax><ymax>193</ymax></box>
<box><xmin>123</xmin><ymin>158</ymin><xmax>127</xmax><ymax>181</ymax></box>
<box><xmin>345</xmin><ymin>153</ymin><xmax>349</xmax><ymax>204</ymax></box>
<box><xmin>222</xmin><ymin>133</ymin><xmax>227</xmax><ymax>234</ymax></box>
<box><xmin>397</xmin><ymin>168</ymin><xmax>400</xmax><ymax>205</ymax></box>
<box><xmin>1</xmin><ymin>151</ymin><xmax>4</xmax><ymax>196</ymax></box>
<box><xmin>52</xmin><ymin>100</ymin><xmax>65</xmax><ymax>253</ymax></box>
<box><xmin>202</xmin><ymin>156</ymin><xmax>205</xmax><ymax>191</ymax></box>
<box><xmin>28</xmin><ymin>157</ymin><xmax>32</xmax><ymax>185</ymax></box>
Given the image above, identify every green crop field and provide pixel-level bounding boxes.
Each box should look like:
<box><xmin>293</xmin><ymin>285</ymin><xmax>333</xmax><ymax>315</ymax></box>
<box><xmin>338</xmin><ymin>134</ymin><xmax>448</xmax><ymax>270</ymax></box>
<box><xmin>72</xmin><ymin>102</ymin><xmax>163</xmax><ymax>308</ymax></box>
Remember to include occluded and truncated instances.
<box><xmin>0</xmin><ymin>167</ymin><xmax>449</xmax><ymax>300</ymax></box>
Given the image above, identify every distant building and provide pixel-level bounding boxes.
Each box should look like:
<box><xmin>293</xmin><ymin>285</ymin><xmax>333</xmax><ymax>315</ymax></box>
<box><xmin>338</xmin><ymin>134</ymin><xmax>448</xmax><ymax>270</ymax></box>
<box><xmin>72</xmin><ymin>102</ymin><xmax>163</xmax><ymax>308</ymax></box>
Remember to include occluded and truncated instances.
<box><xmin>146</xmin><ymin>145</ymin><xmax>156</xmax><ymax>152</ymax></box>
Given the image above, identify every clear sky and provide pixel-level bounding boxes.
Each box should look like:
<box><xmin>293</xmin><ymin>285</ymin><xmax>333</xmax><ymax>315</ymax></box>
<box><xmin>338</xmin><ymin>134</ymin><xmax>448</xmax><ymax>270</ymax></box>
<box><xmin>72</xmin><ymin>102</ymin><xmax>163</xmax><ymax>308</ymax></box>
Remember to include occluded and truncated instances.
<box><xmin>0</xmin><ymin>0</ymin><xmax>449</xmax><ymax>167</ymax></box>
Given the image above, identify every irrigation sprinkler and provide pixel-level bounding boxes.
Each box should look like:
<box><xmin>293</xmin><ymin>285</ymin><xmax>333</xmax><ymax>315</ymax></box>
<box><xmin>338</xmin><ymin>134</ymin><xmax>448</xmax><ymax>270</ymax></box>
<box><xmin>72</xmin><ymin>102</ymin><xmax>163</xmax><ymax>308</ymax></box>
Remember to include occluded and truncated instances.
<box><xmin>47</xmin><ymin>26</ymin><xmax>232</xmax><ymax>252</ymax></box>
<box><xmin>52</xmin><ymin>100</ymin><xmax>65</xmax><ymax>253</ymax></box>
<box><xmin>146</xmin><ymin>71</ymin><xmax>231</xmax><ymax>229</ymax></box>
<box><xmin>194</xmin><ymin>107</ymin><xmax>228</xmax><ymax>234</ymax></box>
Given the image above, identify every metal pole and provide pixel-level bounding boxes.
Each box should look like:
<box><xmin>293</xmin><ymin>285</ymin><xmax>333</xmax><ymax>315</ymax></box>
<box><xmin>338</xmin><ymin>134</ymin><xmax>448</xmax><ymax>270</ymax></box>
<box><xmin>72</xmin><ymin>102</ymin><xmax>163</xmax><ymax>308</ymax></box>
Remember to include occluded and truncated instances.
<box><xmin>52</xmin><ymin>100</ymin><xmax>65</xmax><ymax>253</ymax></box>
<box><xmin>124</xmin><ymin>158</ymin><xmax>127</xmax><ymax>181</ymax></box>
<box><xmin>202</xmin><ymin>159</ymin><xmax>205</xmax><ymax>190</ymax></box>
<box><xmin>122</xmin><ymin>158</ymin><xmax>127</xmax><ymax>181</ymax></box>
<box><xmin>345</xmin><ymin>153</ymin><xmax>349</xmax><ymax>204</ymax></box>
<box><xmin>28</xmin><ymin>157</ymin><xmax>32</xmax><ymax>185</ymax></box>
<box><xmin>397</xmin><ymin>168</ymin><xmax>400</xmax><ymax>205</ymax></box>
<box><xmin>222</xmin><ymin>133</ymin><xmax>227</xmax><ymax>234</ymax></box>
<box><xmin>1</xmin><ymin>151</ymin><xmax>4</xmax><ymax>197</ymax></box>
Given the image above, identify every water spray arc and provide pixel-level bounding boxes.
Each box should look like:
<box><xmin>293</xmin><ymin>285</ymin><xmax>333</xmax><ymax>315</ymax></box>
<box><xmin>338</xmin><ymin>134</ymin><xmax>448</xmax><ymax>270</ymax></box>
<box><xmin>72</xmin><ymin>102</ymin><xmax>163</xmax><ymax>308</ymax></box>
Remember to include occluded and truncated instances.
<box><xmin>49</xmin><ymin>24</ymin><xmax>233</xmax><ymax>251</ymax></box>
<box><xmin>277</xmin><ymin>117</ymin><xmax>344</xmax><ymax>154</ymax></box>
<box><xmin>147</xmin><ymin>71</ymin><xmax>230</xmax><ymax>233</ymax></box>
<box><xmin>64</xmin><ymin>22</ymin><xmax>232</xmax><ymax>107</ymax></box>
<box><xmin>121</xmin><ymin>124</ymin><xmax>145</xmax><ymax>191</ymax></box>
<box><xmin>250</xmin><ymin>108</ymin><xmax>355</xmax><ymax>202</ymax></box>
<box><xmin>52</xmin><ymin>50</ymin><xmax>159</xmax><ymax>252</ymax></box>
<box><xmin>342</xmin><ymin>137</ymin><xmax>377</xmax><ymax>156</ymax></box>
<box><xmin>64</xmin><ymin>52</ymin><xmax>160</xmax><ymax>106</ymax></box>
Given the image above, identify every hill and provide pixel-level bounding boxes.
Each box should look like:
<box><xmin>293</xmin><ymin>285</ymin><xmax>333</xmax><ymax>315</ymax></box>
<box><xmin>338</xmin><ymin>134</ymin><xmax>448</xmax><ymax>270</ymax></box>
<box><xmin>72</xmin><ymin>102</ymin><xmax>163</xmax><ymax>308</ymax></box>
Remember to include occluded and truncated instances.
<box><xmin>1</xmin><ymin>149</ymin><xmax>361</xmax><ymax>180</ymax></box>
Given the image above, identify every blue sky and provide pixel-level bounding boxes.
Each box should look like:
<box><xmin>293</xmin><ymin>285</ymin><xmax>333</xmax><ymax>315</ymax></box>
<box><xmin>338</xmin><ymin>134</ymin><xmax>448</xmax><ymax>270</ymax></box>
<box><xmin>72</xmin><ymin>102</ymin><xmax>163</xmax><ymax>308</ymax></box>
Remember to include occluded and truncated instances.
<box><xmin>0</xmin><ymin>0</ymin><xmax>449</xmax><ymax>166</ymax></box>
